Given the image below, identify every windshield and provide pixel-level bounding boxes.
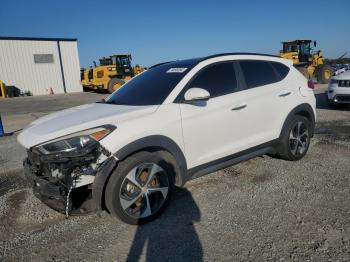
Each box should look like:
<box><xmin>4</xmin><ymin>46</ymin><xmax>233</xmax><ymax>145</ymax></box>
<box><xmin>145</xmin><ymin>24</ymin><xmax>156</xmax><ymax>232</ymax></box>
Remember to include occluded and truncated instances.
<box><xmin>106</xmin><ymin>59</ymin><xmax>200</xmax><ymax>106</ymax></box>
<box><xmin>114</xmin><ymin>56</ymin><xmax>130</xmax><ymax>67</ymax></box>
<box><xmin>299</xmin><ymin>43</ymin><xmax>311</xmax><ymax>55</ymax></box>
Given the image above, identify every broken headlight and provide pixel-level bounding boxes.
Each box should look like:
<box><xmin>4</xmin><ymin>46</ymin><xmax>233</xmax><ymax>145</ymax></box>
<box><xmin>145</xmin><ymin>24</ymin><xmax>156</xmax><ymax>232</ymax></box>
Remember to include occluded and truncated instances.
<box><xmin>35</xmin><ymin>125</ymin><xmax>115</xmax><ymax>155</ymax></box>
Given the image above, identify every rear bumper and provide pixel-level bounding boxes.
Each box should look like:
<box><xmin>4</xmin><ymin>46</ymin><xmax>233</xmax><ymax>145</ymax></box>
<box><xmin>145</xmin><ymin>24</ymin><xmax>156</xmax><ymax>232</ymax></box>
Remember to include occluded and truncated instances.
<box><xmin>329</xmin><ymin>95</ymin><xmax>350</xmax><ymax>104</ymax></box>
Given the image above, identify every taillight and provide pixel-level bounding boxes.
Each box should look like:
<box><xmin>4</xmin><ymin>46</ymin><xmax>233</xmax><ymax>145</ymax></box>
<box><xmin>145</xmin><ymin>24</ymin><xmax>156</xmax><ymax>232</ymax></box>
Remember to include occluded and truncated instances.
<box><xmin>307</xmin><ymin>80</ymin><xmax>315</xmax><ymax>89</ymax></box>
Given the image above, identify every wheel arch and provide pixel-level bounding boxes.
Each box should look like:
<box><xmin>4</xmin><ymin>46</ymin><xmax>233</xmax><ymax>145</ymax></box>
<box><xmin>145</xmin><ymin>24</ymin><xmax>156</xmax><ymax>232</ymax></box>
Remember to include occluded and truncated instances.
<box><xmin>92</xmin><ymin>135</ymin><xmax>187</xmax><ymax>211</ymax></box>
<box><xmin>92</xmin><ymin>135</ymin><xmax>187</xmax><ymax>210</ymax></box>
<box><xmin>114</xmin><ymin>135</ymin><xmax>187</xmax><ymax>186</ymax></box>
<box><xmin>279</xmin><ymin>103</ymin><xmax>315</xmax><ymax>139</ymax></box>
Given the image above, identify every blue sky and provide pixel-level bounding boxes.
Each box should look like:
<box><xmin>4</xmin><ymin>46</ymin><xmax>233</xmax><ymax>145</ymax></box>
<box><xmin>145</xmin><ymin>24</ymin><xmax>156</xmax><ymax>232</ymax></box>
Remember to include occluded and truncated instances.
<box><xmin>1</xmin><ymin>0</ymin><xmax>349</xmax><ymax>67</ymax></box>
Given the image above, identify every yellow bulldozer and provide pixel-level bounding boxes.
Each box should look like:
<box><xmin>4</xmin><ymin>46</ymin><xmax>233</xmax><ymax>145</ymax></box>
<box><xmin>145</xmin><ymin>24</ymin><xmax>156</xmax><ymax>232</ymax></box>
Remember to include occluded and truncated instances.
<box><xmin>81</xmin><ymin>54</ymin><xmax>144</xmax><ymax>93</ymax></box>
<box><xmin>280</xmin><ymin>40</ymin><xmax>332</xmax><ymax>84</ymax></box>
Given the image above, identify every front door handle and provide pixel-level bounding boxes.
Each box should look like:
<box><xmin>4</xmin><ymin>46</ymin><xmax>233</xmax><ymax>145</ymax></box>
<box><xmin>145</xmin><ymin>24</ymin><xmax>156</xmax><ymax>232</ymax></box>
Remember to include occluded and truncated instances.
<box><xmin>279</xmin><ymin>91</ymin><xmax>291</xmax><ymax>97</ymax></box>
<box><xmin>232</xmin><ymin>103</ymin><xmax>247</xmax><ymax>111</ymax></box>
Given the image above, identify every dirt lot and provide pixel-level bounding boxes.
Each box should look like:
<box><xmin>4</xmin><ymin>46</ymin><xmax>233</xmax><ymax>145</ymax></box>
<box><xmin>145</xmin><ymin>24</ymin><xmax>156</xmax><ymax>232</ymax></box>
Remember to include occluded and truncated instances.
<box><xmin>0</xmin><ymin>86</ymin><xmax>349</xmax><ymax>261</ymax></box>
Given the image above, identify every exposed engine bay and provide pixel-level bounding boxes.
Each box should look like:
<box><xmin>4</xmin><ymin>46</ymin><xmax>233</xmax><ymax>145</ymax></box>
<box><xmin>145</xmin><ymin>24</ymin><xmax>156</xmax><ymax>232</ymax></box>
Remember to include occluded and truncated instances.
<box><xmin>24</xmin><ymin>142</ymin><xmax>111</xmax><ymax>216</ymax></box>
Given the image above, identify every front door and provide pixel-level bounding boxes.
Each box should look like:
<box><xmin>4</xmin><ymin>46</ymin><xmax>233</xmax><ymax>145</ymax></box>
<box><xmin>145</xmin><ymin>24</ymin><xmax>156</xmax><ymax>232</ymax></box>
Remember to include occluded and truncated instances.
<box><xmin>179</xmin><ymin>61</ymin><xmax>247</xmax><ymax>169</ymax></box>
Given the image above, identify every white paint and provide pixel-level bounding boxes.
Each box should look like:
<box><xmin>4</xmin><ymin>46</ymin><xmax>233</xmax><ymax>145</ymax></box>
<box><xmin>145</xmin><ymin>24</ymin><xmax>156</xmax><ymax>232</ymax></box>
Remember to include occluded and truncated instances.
<box><xmin>328</xmin><ymin>71</ymin><xmax>350</xmax><ymax>103</ymax></box>
<box><xmin>0</xmin><ymin>39</ymin><xmax>82</xmax><ymax>96</ymax></box>
<box><xmin>18</xmin><ymin>54</ymin><xmax>316</xmax><ymax>170</ymax></box>
<box><xmin>17</xmin><ymin>103</ymin><xmax>158</xmax><ymax>148</ymax></box>
<box><xmin>184</xmin><ymin>87</ymin><xmax>210</xmax><ymax>101</ymax></box>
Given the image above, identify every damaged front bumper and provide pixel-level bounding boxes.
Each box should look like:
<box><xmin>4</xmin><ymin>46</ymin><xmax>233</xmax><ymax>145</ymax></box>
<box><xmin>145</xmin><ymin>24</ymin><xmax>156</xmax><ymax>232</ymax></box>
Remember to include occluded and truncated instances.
<box><xmin>23</xmin><ymin>143</ymin><xmax>117</xmax><ymax>215</ymax></box>
<box><xmin>24</xmin><ymin>158</ymin><xmax>68</xmax><ymax>212</ymax></box>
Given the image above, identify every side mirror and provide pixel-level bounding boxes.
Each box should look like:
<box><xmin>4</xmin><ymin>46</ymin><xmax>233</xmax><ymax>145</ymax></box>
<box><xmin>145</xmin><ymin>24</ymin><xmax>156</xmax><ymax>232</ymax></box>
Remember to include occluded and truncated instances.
<box><xmin>184</xmin><ymin>88</ymin><xmax>210</xmax><ymax>102</ymax></box>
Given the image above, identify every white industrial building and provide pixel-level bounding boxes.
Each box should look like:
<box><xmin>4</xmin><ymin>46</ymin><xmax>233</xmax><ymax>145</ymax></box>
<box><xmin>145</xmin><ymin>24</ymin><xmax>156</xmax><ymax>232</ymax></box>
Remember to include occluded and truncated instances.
<box><xmin>0</xmin><ymin>36</ymin><xmax>82</xmax><ymax>96</ymax></box>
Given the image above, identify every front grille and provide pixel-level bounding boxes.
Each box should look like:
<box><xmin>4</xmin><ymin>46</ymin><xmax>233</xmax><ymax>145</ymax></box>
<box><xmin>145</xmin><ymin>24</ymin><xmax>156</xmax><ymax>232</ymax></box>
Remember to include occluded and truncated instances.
<box><xmin>338</xmin><ymin>80</ymin><xmax>350</xmax><ymax>87</ymax></box>
<box><xmin>335</xmin><ymin>95</ymin><xmax>350</xmax><ymax>103</ymax></box>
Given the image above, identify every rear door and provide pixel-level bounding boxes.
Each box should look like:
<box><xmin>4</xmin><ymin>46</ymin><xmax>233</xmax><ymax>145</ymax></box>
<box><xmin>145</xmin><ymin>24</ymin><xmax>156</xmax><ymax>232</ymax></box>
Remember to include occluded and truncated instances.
<box><xmin>237</xmin><ymin>60</ymin><xmax>293</xmax><ymax>145</ymax></box>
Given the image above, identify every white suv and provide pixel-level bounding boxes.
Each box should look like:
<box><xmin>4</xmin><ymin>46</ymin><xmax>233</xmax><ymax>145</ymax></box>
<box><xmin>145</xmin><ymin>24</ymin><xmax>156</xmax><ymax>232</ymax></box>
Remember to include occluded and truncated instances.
<box><xmin>18</xmin><ymin>53</ymin><xmax>316</xmax><ymax>224</ymax></box>
<box><xmin>328</xmin><ymin>71</ymin><xmax>350</xmax><ymax>105</ymax></box>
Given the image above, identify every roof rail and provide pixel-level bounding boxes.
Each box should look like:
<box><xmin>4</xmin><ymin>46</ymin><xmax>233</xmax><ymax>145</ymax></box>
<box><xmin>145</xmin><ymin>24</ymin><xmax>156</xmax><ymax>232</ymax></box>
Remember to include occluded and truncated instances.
<box><xmin>202</xmin><ymin>52</ymin><xmax>279</xmax><ymax>60</ymax></box>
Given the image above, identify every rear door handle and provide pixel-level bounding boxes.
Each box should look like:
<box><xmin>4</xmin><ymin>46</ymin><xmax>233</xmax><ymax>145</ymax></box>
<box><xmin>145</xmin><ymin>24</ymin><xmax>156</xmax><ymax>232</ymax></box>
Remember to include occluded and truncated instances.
<box><xmin>279</xmin><ymin>91</ymin><xmax>291</xmax><ymax>97</ymax></box>
<box><xmin>231</xmin><ymin>103</ymin><xmax>247</xmax><ymax>111</ymax></box>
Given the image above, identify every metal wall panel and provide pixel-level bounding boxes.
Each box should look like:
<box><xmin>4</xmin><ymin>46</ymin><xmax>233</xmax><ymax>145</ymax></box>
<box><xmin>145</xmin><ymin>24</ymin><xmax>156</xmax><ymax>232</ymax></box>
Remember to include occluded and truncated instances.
<box><xmin>0</xmin><ymin>39</ymin><xmax>81</xmax><ymax>96</ymax></box>
<box><xmin>58</xmin><ymin>41</ymin><xmax>83</xmax><ymax>93</ymax></box>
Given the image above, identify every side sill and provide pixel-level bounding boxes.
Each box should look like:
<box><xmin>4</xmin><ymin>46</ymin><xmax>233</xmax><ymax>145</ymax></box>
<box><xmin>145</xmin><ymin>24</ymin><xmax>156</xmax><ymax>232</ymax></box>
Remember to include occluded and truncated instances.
<box><xmin>187</xmin><ymin>140</ymin><xmax>278</xmax><ymax>181</ymax></box>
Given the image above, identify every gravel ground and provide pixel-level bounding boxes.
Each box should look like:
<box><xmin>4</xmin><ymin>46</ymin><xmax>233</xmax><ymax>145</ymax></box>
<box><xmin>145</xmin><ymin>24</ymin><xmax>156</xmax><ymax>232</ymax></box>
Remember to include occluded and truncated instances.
<box><xmin>0</xmin><ymin>86</ymin><xmax>349</xmax><ymax>261</ymax></box>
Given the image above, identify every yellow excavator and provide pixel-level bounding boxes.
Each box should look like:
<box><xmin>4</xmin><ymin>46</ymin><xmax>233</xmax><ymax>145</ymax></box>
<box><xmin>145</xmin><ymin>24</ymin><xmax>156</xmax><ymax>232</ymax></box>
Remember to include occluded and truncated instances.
<box><xmin>81</xmin><ymin>54</ymin><xmax>144</xmax><ymax>93</ymax></box>
<box><xmin>280</xmin><ymin>40</ymin><xmax>332</xmax><ymax>83</ymax></box>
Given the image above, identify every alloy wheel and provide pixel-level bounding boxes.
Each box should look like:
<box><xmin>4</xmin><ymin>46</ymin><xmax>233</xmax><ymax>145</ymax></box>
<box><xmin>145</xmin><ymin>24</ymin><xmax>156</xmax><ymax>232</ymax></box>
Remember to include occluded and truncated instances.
<box><xmin>119</xmin><ymin>163</ymin><xmax>169</xmax><ymax>219</ymax></box>
<box><xmin>289</xmin><ymin>121</ymin><xmax>309</xmax><ymax>156</ymax></box>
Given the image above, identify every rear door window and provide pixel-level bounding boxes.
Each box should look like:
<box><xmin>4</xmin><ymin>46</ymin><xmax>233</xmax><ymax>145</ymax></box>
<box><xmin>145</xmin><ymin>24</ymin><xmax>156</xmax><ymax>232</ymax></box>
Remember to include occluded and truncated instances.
<box><xmin>239</xmin><ymin>60</ymin><xmax>278</xmax><ymax>89</ymax></box>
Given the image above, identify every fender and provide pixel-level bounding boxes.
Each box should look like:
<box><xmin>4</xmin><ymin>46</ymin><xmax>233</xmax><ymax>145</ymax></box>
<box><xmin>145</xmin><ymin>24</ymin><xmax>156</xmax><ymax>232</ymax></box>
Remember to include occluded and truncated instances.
<box><xmin>115</xmin><ymin>135</ymin><xmax>187</xmax><ymax>186</ymax></box>
<box><xmin>279</xmin><ymin>103</ymin><xmax>315</xmax><ymax>139</ymax></box>
<box><xmin>92</xmin><ymin>156</ymin><xmax>118</xmax><ymax>211</ymax></box>
<box><xmin>92</xmin><ymin>136</ymin><xmax>187</xmax><ymax>211</ymax></box>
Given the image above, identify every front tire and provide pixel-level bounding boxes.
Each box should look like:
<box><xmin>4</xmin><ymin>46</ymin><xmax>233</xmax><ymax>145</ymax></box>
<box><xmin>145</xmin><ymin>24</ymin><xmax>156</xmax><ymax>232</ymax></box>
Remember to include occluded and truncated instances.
<box><xmin>277</xmin><ymin>115</ymin><xmax>312</xmax><ymax>161</ymax></box>
<box><xmin>105</xmin><ymin>151</ymin><xmax>175</xmax><ymax>225</ymax></box>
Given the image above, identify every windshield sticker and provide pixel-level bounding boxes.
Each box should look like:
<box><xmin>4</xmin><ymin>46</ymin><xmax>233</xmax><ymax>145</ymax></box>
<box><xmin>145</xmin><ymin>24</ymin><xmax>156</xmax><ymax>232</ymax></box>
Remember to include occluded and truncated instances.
<box><xmin>166</xmin><ymin>68</ymin><xmax>188</xmax><ymax>73</ymax></box>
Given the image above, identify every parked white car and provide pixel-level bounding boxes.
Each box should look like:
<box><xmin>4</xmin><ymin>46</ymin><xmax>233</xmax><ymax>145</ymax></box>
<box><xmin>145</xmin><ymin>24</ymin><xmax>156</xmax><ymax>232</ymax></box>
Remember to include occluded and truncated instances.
<box><xmin>18</xmin><ymin>53</ymin><xmax>316</xmax><ymax>224</ymax></box>
<box><xmin>328</xmin><ymin>71</ymin><xmax>350</xmax><ymax>105</ymax></box>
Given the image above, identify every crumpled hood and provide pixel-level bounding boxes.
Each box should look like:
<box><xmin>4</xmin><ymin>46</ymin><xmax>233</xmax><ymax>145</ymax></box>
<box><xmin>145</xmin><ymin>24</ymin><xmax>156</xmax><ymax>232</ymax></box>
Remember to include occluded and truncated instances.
<box><xmin>17</xmin><ymin>103</ymin><xmax>158</xmax><ymax>148</ymax></box>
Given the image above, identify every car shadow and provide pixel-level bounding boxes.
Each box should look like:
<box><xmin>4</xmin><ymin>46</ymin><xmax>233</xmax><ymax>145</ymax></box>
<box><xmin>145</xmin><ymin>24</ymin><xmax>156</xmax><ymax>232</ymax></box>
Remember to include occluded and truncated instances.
<box><xmin>315</xmin><ymin>91</ymin><xmax>350</xmax><ymax>110</ymax></box>
<box><xmin>126</xmin><ymin>187</ymin><xmax>203</xmax><ymax>262</ymax></box>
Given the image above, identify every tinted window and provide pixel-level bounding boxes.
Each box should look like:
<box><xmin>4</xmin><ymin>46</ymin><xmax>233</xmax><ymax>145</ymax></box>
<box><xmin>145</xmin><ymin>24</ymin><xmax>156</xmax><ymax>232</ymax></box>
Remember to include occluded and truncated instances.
<box><xmin>188</xmin><ymin>62</ymin><xmax>237</xmax><ymax>97</ymax></box>
<box><xmin>270</xmin><ymin>62</ymin><xmax>290</xmax><ymax>81</ymax></box>
<box><xmin>240</xmin><ymin>60</ymin><xmax>277</xmax><ymax>89</ymax></box>
<box><xmin>106</xmin><ymin>59</ymin><xmax>199</xmax><ymax>105</ymax></box>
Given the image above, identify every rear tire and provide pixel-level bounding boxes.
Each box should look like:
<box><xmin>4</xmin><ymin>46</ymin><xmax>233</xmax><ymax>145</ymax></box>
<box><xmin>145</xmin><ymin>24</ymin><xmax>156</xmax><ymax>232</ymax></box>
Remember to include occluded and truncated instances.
<box><xmin>105</xmin><ymin>151</ymin><xmax>175</xmax><ymax>225</ymax></box>
<box><xmin>107</xmin><ymin>78</ymin><xmax>125</xmax><ymax>94</ymax></box>
<box><xmin>277</xmin><ymin>115</ymin><xmax>312</xmax><ymax>161</ymax></box>
<box><xmin>316</xmin><ymin>65</ymin><xmax>333</xmax><ymax>84</ymax></box>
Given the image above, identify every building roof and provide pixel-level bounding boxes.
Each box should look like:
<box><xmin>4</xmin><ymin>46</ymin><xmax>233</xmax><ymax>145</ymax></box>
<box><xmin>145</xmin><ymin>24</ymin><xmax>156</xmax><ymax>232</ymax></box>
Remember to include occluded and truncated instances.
<box><xmin>0</xmin><ymin>36</ymin><xmax>77</xmax><ymax>42</ymax></box>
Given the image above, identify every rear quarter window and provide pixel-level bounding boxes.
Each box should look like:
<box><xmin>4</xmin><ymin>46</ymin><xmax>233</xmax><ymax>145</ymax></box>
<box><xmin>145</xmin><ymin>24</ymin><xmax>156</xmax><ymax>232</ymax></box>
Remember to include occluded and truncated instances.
<box><xmin>270</xmin><ymin>62</ymin><xmax>290</xmax><ymax>81</ymax></box>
